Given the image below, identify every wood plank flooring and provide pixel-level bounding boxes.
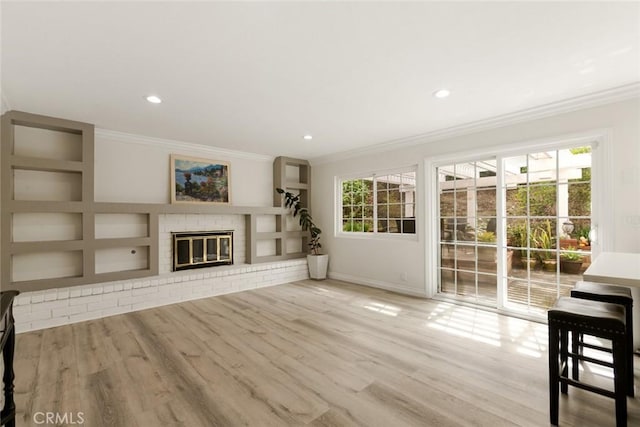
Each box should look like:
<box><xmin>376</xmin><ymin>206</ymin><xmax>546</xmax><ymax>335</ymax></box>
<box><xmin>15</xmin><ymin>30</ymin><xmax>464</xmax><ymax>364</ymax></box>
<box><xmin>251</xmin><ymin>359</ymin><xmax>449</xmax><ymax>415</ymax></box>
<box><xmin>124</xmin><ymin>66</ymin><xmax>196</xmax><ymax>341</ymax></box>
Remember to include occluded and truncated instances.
<box><xmin>13</xmin><ymin>279</ymin><xmax>640</xmax><ymax>426</ymax></box>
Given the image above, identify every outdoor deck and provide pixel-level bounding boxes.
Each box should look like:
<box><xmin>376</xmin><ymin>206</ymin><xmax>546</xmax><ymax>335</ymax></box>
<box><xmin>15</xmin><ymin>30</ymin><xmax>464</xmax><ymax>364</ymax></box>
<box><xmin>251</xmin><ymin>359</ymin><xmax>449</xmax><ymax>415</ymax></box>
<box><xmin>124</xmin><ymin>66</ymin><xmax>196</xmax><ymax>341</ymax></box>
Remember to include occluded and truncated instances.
<box><xmin>441</xmin><ymin>265</ymin><xmax>584</xmax><ymax>310</ymax></box>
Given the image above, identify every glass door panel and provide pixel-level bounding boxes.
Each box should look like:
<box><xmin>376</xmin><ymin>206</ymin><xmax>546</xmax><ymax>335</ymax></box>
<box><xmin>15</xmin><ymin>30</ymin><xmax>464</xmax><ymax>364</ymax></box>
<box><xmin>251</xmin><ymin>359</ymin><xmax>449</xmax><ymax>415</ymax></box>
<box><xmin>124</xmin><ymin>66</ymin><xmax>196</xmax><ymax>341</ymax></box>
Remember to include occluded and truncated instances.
<box><xmin>206</xmin><ymin>238</ymin><xmax>218</xmax><ymax>262</ymax></box>
<box><xmin>438</xmin><ymin>159</ymin><xmax>498</xmax><ymax>304</ymax></box>
<box><xmin>436</xmin><ymin>144</ymin><xmax>592</xmax><ymax>313</ymax></box>
<box><xmin>503</xmin><ymin>146</ymin><xmax>592</xmax><ymax>312</ymax></box>
<box><xmin>219</xmin><ymin>237</ymin><xmax>232</xmax><ymax>261</ymax></box>
<box><xmin>192</xmin><ymin>238</ymin><xmax>204</xmax><ymax>263</ymax></box>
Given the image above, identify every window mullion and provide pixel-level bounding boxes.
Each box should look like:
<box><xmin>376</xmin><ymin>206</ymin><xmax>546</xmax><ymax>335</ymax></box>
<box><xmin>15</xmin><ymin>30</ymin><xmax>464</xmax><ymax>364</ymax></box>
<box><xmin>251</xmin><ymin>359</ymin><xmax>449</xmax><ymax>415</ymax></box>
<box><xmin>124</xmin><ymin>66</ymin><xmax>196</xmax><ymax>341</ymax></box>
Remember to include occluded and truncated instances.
<box><xmin>373</xmin><ymin>176</ymin><xmax>378</xmax><ymax>233</ymax></box>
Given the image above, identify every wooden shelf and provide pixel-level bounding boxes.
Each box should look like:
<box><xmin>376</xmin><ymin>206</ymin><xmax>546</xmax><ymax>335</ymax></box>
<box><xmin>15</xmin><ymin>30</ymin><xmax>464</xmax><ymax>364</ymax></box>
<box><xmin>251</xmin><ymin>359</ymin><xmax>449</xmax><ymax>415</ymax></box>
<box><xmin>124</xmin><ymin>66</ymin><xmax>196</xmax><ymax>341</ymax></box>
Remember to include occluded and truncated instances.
<box><xmin>10</xmin><ymin>155</ymin><xmax>84</xmax><ymax>173</ymax></box>
<box><xmin>10</xmin><ymin>240</ymin><xmax>84</xmax><ymax>254</ymax></box>
<box><xmin>283</xmin><ymin>182</ymin><xmax>309</xmax><ymax>190</ymax></box>
<box><xmin>93</xmin><ymin>237</ymin><xmax>152</xmax><ymax>248</ymax></box>
<box><xmin>8</xmin><ymin>201</ymin><xmax>86</xmax><ymax>213</ymax></box>
<box><xmin>94</xmin><ymin>202</ymin><xmax>284</xmax><ymax>216</ymax></box>
<box><xmin>254</xmin><ymin>232</ymin><xmax>283</xmax><ymax>240</ymax></box>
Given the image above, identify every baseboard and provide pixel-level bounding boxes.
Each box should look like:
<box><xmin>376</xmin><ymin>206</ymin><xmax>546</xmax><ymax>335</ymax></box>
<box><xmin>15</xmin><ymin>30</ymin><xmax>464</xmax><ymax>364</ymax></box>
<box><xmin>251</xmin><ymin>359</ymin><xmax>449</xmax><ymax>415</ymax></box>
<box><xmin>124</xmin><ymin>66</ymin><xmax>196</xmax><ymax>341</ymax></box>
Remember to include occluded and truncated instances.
<box><xmin>328</xmin><ymin>272</ymin><xmax>427</xmax><ymax>298</ymax></box>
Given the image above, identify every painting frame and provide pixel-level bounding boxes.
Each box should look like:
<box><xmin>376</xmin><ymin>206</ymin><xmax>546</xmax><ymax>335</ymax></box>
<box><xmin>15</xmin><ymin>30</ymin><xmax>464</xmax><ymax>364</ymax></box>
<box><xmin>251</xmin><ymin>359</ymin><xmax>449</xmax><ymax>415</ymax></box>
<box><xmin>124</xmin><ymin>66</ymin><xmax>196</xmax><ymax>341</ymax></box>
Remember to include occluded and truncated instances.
<box><xmin>170</xmin><ymin>154</ymin><xmax>231</xmax><ymax>205</ymax></box>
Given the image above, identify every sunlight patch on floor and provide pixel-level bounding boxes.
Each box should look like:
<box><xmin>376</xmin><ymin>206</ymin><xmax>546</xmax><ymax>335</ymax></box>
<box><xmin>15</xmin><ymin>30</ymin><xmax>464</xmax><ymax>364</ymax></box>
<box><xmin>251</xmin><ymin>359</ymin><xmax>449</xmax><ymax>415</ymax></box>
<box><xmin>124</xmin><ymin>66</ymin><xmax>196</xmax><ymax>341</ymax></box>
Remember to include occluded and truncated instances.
<box><xmin>426</xmin><ymin>302</ymin><xmax>552</xmax><ymax>357</ymax></box>
<box><xmin>363</xmin><ymin>301</ymin><xmax>401</xmax><ymax>316</ymax></box>
<box><xmin>426</xmin><ymin>303</ymin><xmax>502</xmax><ymax>347</ymax></box>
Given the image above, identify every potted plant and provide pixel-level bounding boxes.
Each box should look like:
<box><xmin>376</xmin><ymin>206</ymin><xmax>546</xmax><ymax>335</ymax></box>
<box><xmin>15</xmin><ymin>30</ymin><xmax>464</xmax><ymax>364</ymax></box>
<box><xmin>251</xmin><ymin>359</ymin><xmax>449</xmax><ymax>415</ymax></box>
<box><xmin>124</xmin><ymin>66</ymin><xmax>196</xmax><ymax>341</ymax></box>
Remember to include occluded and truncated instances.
<box><xmin>507</xmin><ymin>223</ymin><xmax>525</xmax><ymax>267</ymax></box>
<box><xmin>512</xmin><ymin>225</ymin><xmax>537</xmax><ymax>270</ymax></box>
<box><xmin>276</xmin><ymin>188</ymin><xmax>328</xmax><ymax>280</ymax></box>
<box><xmin>561</xmin><ymin>247</ymin><xmax>584</xmax><ymax>274</ymax></box>
<box><xmin>577</xmin><ymin>227</ymin><xmax>591</xmax><ymax>250</ymax></box>
<box><xmin>533</xmin><ymin>221</ymin><xmax>557</xmax><ymax>272</ymax></box>
<box><xmin>476</xmin><ymin>231</ymin><xmax>496</xmax><ymax>262</ymax></box>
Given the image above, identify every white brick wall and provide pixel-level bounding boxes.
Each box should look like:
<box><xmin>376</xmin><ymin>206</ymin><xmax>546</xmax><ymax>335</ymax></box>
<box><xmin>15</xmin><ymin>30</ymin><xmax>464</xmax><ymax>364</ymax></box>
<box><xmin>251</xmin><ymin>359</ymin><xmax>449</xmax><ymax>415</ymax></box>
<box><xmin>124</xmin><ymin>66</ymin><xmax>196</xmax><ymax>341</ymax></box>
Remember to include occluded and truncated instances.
<box><xmin>14</xmin><ymin>259</ymin><xmax>309</xmax><ymax>333</ymax></box>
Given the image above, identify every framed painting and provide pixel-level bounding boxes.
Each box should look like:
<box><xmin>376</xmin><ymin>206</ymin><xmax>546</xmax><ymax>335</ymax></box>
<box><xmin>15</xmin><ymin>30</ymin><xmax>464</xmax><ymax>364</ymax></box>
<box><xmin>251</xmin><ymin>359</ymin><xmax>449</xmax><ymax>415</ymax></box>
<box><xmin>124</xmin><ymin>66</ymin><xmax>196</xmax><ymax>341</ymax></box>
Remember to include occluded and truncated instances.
<box><xmin>170</xmin><ymin>154</ymin><xmax>231</xmax><ymax>204</ymax></box>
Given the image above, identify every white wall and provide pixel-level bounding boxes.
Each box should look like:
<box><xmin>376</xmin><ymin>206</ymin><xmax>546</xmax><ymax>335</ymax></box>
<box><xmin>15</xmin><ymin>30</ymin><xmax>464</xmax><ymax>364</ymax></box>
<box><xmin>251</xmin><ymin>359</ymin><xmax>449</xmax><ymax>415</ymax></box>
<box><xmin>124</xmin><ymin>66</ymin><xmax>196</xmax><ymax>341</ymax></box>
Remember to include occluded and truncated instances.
<box><xmin>94</xmin><ymin>130</ymin><xmax>274</xmax><ymax>206</ymax></box>
<box><xmin>1</xmin><ymin>96</ymin><xmax>10</xmax><ymax>115</ymax></box>
<box><xmin>312</xmin><ymin>98</ymin><xmax>640</xmax><ymax>296</ymax></box>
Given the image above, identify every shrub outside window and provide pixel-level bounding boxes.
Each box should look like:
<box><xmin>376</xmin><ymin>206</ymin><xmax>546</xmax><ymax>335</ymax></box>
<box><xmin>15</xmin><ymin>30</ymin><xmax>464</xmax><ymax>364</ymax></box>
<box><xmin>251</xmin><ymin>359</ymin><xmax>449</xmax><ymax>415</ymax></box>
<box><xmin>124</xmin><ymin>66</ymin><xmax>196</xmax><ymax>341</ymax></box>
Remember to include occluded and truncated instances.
<box><xmin>340</xmin><ymin>169</ymin><xmax>416</xmax><ymax>235</ymax></box>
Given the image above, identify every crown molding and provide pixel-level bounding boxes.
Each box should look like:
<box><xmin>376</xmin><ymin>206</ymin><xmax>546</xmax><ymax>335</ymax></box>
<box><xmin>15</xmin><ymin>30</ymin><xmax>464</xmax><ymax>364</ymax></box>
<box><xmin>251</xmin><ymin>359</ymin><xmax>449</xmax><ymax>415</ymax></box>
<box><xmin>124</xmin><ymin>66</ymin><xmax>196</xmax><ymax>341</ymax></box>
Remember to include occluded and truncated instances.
<box><xmin>310</xmin><ymin>82</ymin><xmax>640</xmax><ymax>166</ymax></box>
<box><xmin>95</xmin><ymin>128</ymin><xmax>274</xmax><ymax>162</ymax></box>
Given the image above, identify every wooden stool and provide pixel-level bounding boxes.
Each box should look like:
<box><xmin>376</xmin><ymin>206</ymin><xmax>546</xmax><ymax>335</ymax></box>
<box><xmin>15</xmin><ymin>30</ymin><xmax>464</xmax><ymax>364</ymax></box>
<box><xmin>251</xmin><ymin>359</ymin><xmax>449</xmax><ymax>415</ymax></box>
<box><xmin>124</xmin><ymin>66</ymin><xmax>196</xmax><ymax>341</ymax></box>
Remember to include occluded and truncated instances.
<box><xmin>548</xmin><ymin>296</ymin><xmax>628</xmax><ymax>427</ymax></box>
<box><xmin>571</xmin><ymin>281</ymin><xmax>634</xmax><ymax>397</ymax></box>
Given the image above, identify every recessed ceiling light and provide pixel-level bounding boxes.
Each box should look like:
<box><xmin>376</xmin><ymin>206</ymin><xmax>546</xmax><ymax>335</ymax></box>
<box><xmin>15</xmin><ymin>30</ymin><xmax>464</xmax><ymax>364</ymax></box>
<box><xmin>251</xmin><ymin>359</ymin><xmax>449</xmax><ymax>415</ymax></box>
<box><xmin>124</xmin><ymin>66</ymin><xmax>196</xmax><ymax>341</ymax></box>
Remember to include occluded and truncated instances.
<box><xmin>433</xmin><ymin>89</ymin><xmax>451</xmax><ymax>99</ymax></box>
<box><xmin>146</xmin><ymin>95</ymin><xmax>162</xmax><ymax>104</ymax></box>
<box><xmin>303</xmin><ymin>135</ymin><xmax>313</xmax><ymax>140</ymax></box>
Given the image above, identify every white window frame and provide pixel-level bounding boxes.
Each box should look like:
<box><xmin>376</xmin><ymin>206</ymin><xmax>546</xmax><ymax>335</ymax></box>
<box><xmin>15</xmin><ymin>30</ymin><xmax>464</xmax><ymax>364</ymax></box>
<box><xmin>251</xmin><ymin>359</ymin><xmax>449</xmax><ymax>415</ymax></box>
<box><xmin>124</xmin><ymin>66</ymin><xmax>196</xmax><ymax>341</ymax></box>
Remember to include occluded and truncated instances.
<box><xmin>336</xmin><ymin>165</ymin><xmax>419</xmax><ymax>240</ymax></box>
<box><xmin>424</xmin><ymin>129</ymin><xmax>613</xmax><ymax>304</ymax></box>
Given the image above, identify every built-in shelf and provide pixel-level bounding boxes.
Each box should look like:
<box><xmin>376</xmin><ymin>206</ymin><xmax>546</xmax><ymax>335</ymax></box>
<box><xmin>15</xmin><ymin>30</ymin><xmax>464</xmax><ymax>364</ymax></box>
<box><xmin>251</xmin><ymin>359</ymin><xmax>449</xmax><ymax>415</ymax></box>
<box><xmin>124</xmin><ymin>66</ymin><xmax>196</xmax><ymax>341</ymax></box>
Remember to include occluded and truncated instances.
<box><xmin>10</xmin><ymin>156</ymin><xmax>85</xmax><ymax>173</ymax></box>
<box><xmin>10</xmin><ymin>240</ymin><xmax>85</xmax><ymax>254</ymax></box>
<box><xmin>93</xmin><ymin>237</ymin><xmax>153</xmax><ymax>249</ymax></box>
<box><xmin>1</xmin><ymin>111</ymin><xmax>309</xmax><ymax>293</ymax></box>
<box><xmin>246</xmin><ymin>156</ymin><xmax>311</xmax><ymax>264</ymax></box>
<box><xmin>283</xmin><ymin>182</ymin><xmax>309</xmax><ymax>190</ymax></box>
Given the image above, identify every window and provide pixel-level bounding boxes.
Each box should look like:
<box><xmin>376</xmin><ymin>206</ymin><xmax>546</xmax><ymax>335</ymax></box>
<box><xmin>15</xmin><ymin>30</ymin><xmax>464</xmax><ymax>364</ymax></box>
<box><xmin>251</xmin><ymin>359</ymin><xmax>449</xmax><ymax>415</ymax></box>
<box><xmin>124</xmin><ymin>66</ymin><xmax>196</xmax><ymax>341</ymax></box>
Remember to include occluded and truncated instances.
<box><xmin>340</xmin><ymin>168</ymin><xmax>416</xmax><ymax>235</ymax></box>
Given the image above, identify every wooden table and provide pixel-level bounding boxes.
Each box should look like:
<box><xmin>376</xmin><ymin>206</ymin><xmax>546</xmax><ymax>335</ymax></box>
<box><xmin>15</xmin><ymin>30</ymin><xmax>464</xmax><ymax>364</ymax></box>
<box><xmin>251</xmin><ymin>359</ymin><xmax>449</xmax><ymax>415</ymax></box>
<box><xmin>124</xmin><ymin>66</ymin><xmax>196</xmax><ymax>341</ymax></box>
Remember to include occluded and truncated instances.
<box><xmin>583</xmin><ymin>252</ymin><xmax>640</xmax><ymax>351</ymax></box>
<box><xmin>1</xmin><ymin>291</ymin><xmax>19</xmax><ymax>427</ymax></box>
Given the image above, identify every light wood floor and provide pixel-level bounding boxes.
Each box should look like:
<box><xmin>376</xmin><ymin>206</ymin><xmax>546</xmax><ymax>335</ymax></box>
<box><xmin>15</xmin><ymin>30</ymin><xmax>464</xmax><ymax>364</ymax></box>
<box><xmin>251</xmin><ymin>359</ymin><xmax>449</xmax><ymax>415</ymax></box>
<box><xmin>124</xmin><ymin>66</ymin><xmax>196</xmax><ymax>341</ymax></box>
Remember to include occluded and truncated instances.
<box><xmin>13</xmin><ymin>279</ymin><xmax>640</xmax><ymax>426</ymax></box>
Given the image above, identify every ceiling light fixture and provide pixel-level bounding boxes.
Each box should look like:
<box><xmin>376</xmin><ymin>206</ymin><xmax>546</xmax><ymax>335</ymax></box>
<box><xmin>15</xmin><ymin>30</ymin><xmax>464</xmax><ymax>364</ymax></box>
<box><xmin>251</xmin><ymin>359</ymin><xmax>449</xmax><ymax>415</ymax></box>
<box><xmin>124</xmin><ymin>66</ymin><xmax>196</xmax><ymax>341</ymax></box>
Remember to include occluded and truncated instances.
<box><xmin>303</xmin><ymin>135</ymin><xmax>313</xmax><ymax>140</ymax></box>
<box><xmin>146</xmin><ymin>95</ymin><xmax>162</xmax><ymax>104</ymax></box>
<box><xmin>433</xmin><ymin>89</ymin><xmax>451</xmax><ymax>99</ymax></box>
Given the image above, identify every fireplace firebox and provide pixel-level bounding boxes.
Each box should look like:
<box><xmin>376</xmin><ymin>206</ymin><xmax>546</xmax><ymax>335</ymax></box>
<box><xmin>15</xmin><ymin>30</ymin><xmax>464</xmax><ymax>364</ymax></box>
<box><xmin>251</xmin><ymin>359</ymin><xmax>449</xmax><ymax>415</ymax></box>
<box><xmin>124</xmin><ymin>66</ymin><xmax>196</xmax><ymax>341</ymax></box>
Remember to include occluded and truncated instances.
<box><xmin>172</xmin><ymin>231</ymin><xmax>233</xmax><ymax>271</ymax></box>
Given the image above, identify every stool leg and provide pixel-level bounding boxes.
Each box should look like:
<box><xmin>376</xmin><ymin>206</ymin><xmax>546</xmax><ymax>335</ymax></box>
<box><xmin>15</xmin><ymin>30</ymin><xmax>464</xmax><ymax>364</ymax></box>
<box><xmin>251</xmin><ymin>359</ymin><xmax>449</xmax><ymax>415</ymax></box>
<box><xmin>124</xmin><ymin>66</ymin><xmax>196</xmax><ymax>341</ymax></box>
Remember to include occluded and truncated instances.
<box><xmin>561</xmin><ymin>328</ymin><xmax>569</xmax><ymax>394</ymax></box>
<box><xmin>549</xmin><ymin>323</ymin><xmax>560</xmax><ymax>426</ymax></box>
<box><xmin>572</xmin><ymin>330</ymin><xmax>580</xmax><ymax>381</ymax></box>
<box><xmin>626</xmin><ymin>305</ymin><xmax>634</xmax><ymax>397</ymax></box>
<box><xmin>1</xmin><ymin>324</ymin><xmax>16</xmax><ymax>427</ymax></box>
<box><xmin>578</xmin><ymin>332</ymin><xmax>584</xmax><ymax>355</ymax></box>
<box><xmin>613</xmin><ymin>336</ymin><xmax>627</xmax><ymax>427</ymax></box>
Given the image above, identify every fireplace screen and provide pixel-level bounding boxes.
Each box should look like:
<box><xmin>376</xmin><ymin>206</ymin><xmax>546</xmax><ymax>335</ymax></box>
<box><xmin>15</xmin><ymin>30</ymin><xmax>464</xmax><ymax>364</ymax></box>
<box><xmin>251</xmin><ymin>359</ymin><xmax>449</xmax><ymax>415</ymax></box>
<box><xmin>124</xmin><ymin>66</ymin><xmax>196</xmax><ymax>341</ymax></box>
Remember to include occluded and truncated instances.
<box><xmin>173</xmin><ymin>231</ymin><xmax>233</xmax><ymax>271</ymax></box>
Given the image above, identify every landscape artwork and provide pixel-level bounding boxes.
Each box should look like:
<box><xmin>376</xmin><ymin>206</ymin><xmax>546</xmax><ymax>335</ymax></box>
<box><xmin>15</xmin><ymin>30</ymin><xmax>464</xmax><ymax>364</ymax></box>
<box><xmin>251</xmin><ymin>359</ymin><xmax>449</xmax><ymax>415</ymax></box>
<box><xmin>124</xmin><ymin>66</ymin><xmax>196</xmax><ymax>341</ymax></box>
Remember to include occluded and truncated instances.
<box><xmin>171</xmin><ymin>155</ymin><xmax>230</xmax><ymax>204</ymax></box>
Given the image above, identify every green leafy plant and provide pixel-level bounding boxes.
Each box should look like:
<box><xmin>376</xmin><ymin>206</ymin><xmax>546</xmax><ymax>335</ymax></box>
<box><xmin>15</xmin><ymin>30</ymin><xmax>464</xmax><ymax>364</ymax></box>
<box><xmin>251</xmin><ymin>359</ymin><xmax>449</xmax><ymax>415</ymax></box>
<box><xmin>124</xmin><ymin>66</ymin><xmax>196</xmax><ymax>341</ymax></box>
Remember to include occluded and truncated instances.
<box><xmin>477</xmin><ymin>231</ymin><xmax>496</xmax><ymax>243</ymax></box>
<box><xmin>576</xmin><ymin>226</ymin><xmax>591</xmax><ymax>246</ymax></box>
<box><xmin>533</xmin><ymin>220</ymin><xmax>555</xmax><ymax>261</ymax></box>
<box><xmin>508</xmin><ymin>223</ymin><xmax>534</xmax><ymax>257</ymax></box>
<box><xmin>561</xmin><ymin>247</ymin><xmax>584</xmax><ymax>262</ymax></box>
<box><xmin>276</xmin><ymin>188</ymin><xmax>322</xmax><ymax>255</ymax></box>
<box><xmin>507</xmin><ymin>223</ymin><xmax>526</xmax><ymax>246</ymax></box>
<box><xmin>343</xmin><ymin>221</ymin><xmax>371</xmax><ymax>232</ymax></box>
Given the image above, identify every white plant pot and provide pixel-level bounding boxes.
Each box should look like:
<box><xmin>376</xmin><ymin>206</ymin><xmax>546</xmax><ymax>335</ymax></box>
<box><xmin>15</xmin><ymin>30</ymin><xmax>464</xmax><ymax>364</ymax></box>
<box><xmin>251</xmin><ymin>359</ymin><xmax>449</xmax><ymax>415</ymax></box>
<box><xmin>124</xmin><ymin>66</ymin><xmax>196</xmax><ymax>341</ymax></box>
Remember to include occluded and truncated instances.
<box><xmin>307</xmin><ymin>254</ymin><xmax>329</xmax><ymax>280</ymax></box>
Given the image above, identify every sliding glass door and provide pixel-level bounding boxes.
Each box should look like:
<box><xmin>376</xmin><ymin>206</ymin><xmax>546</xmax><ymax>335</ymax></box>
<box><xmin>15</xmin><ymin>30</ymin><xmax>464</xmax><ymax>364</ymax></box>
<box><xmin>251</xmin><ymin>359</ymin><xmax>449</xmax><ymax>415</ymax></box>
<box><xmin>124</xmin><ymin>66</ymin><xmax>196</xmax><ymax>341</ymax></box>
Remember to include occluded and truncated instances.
<box><xmin>436</xmin><ymin>145</ymin><xmax>593</xmax><ymax>314</ymax></box>
<box><xmin>438</xmin><ymin>159</ymin><xmax>498</xmax><ymax>305</ymax></box>
<box><xmin>502</xmin><ymin>147</ymin><xmax>592</xmax><ymax>313</ymax></box>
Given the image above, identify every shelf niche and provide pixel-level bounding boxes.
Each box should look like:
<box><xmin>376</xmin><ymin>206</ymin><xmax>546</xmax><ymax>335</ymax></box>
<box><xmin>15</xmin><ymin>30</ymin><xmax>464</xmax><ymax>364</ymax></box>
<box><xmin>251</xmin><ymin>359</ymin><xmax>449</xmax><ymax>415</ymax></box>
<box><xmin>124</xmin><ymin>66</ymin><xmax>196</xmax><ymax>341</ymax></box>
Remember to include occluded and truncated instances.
<box><xmin>1</xmin><ymin>110</ymin><xmax>96</xmax><ymax>292</ymax></box>
<box><xmin>12</xmin><ymin>212</ymin><xmax>83</xmax><ymax>242</ymax></box>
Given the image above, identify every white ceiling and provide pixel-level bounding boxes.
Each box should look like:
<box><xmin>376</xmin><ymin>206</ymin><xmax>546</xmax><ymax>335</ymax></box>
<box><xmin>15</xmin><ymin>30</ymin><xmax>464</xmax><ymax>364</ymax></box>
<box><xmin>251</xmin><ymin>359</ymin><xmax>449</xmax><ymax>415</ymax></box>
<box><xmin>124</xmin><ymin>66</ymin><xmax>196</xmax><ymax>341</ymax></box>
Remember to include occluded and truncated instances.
<box><xmin>2</xmin><ymin>1</ymin><xmax>639</xmax><ymax>160</ymax></box>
